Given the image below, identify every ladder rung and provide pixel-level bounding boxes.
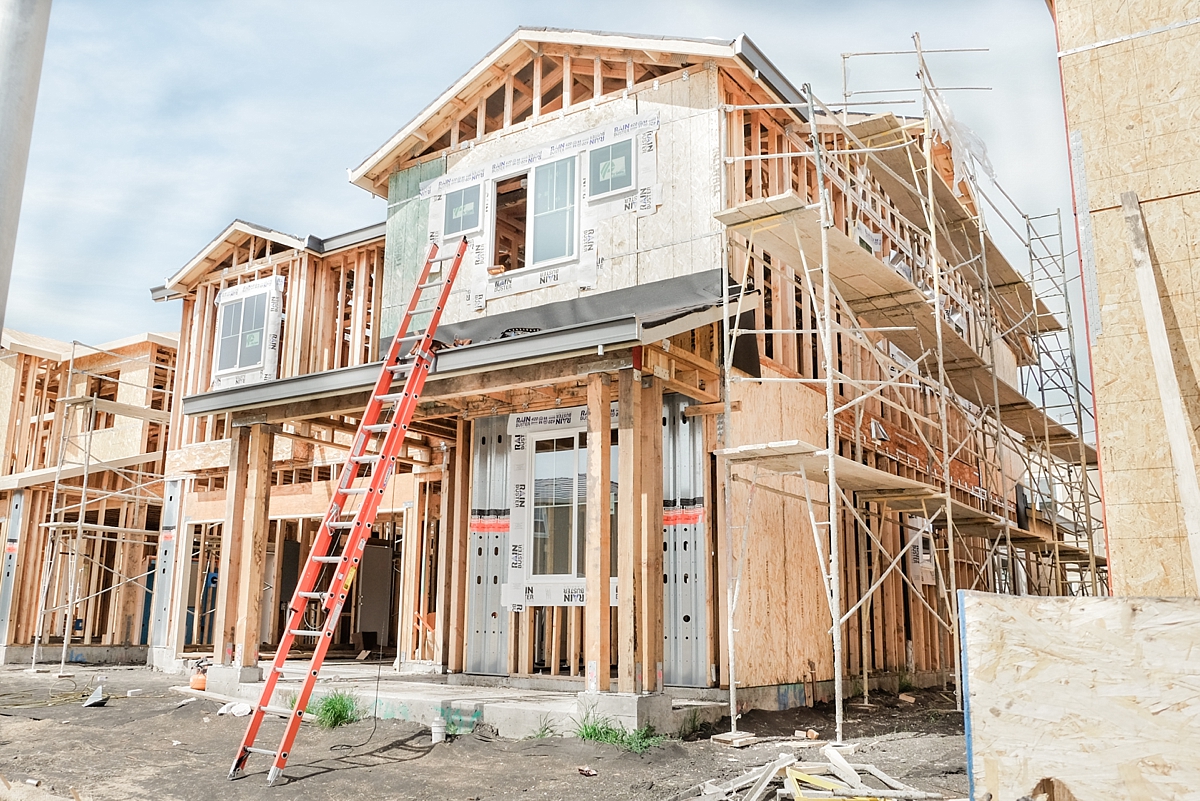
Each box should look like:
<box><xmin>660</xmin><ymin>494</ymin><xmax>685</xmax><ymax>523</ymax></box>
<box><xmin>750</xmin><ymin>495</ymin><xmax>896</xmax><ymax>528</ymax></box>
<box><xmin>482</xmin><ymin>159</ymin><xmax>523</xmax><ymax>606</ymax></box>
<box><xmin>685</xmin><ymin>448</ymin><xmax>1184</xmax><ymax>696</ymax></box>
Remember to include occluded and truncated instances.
<box><xmin>376</xmin><ymin>392</ymin><xmax>406</xmax><ymax>403</ymax></box>
<box><xmin>290</xmin><ymin>629</ymin><xmax>324</xmax><ymax>638</ymax></box>
<box><xmin>351</xmin><ymin>455</ymin><xmax>380</xmax><ymax>464</ymax></box>
<box><xmin>312</xmin><ymin>555</ymin><xmax>342</xmax><ymax>563</ymax></box>
<box><xmin>245</xmin><ymin>747</ymin><xmax>278</xmax><ymax>756</ymax></box>
<box><xmin>364</xmin><ymin>423</ymin><xmax>392</xmax><ymax>433</ymax></box>
<box><xmin>328</xmin><ymin>521</ymin><xmax>354</xmax><ymax>530</ymax></box>
<box><xmin>387</xmin><ymin>363</ymin><xmax>414</xmax><ymax>374</ymax></box>
<box><xmin>430</xmin><ymin>253</ymin><xmax>459</xmax><ymax>263</ymax></box>
<box><xmin>296</xmin><ymin>591</ymin><xmax>327</xmax><ymax>599</ymax></box>
<box><xmin>417</xmin><ymin>279</ymin><xmax>446</xmax><ymax>290</ymax></box>
<box><xmin>341</xmin><ymin>487</ymin><xmax>370</xmax><ymax>495</ymax></box>
<box><xmin>263</xmin><ymin>705</ymin><xmax>294</xmax><ymax>717</ymax></box>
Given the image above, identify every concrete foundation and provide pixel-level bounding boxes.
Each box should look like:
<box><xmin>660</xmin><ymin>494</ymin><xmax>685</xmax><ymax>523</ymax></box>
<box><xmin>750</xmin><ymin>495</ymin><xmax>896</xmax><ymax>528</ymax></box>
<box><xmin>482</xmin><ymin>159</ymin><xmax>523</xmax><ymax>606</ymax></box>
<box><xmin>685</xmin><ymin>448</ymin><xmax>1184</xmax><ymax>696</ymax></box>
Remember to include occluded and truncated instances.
<box><xmin>0</xmin><ymin>644</ymin><xmax>148</xmax><ymax>666</ymax></box>
<box><xmin>577</xmin><ymin>691</ymin><xmax>674</xmax><ymax>732</ymax></box>
<box><xmin>206</xmin><ymin>664</ymin><xmax>263</xmax><ymax>696</ymax></box>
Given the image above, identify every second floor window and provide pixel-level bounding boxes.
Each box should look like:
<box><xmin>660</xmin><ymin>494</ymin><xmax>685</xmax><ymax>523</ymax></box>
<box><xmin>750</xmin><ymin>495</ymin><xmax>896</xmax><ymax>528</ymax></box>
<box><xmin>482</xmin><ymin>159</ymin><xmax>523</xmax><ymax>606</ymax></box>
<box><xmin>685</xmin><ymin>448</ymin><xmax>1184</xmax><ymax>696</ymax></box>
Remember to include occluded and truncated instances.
<box><xmin>217</xmin><ymin>292</ymin><xmax>267</xmax><ymax>373</ymax></box>
<box><xmin>531</xmin><ymin>156</ymin><xmax>576</xmax><ymax>265</ymax></box>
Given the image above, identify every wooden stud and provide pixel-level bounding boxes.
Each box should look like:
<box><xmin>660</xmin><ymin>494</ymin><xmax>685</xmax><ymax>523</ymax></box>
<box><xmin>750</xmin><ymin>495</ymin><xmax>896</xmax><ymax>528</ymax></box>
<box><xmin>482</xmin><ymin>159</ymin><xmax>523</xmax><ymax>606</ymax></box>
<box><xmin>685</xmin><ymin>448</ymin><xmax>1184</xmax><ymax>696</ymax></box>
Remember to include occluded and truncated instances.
<box><xmin>584</xmin><ymin>372</ymin><xmax>611</xmax><ymax>692</ymax></box>
<box><xmin>447</xmin><ymin>418</ymin><xmax>471</xmax><ymax>673</ymax></box>
<box><xmin>616</xmin><ymin>369</ymin><xmax>642</xmax><ymax>693</ymax></box>
<box><xmin>213</xmin><ymin>425</ymin><xmax>250</xmax><ymax>666</ymax></box>
<box><xmin>233</xmin><ymin>424</ymin><xmax>272</xmax><ymax>667</ymax></box>
<box><xmin>639</xmin><ymin>375</ymin><xmax>664</xmax><ymax>692</ymax></box>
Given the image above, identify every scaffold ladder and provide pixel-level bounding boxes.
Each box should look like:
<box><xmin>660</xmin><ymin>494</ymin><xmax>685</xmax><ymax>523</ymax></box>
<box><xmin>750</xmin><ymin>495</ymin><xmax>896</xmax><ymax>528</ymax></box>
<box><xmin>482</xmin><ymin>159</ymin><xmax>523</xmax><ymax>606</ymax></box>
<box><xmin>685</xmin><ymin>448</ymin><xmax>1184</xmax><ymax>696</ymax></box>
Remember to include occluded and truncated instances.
<box><xmin>229</xmin><ymin>236</ymin><xmax>469</xmax><ymax>785</ymax></box>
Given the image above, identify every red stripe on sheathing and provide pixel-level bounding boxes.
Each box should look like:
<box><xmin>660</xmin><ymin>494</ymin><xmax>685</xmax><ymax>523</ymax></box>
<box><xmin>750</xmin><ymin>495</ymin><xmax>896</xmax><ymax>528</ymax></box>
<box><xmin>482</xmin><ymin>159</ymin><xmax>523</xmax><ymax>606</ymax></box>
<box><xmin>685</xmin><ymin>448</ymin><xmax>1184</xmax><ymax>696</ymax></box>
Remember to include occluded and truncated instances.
<box><xmin>470</xmin><ymin>518</ymin><xmax>510</xmax><ymax>533</ymax></box>
<box><xmin>663</xmin><ymin>508</ymin><xmax>705</xmax><ymax>526</ymax></box>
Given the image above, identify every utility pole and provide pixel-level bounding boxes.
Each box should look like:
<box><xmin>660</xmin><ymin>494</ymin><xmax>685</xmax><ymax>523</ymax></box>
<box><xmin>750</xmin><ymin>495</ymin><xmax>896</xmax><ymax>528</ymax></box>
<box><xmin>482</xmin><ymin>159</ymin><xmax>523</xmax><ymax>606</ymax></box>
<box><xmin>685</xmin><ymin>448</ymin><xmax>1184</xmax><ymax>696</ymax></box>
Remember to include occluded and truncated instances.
<box><xmin>0</xmin><ymin>0</ymin><xmax>52</xmax><ymax>333</ymax></box>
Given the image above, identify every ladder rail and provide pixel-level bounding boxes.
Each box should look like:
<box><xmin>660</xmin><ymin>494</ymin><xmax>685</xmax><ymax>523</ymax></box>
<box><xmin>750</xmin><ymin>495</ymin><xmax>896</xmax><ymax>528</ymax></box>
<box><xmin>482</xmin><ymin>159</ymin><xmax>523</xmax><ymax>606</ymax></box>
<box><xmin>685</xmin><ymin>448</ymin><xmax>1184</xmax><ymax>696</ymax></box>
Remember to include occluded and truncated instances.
<box><xmin>230</xmin><ymin>237</ymin><xmax>469</xmax><ymax>783</ymax></box>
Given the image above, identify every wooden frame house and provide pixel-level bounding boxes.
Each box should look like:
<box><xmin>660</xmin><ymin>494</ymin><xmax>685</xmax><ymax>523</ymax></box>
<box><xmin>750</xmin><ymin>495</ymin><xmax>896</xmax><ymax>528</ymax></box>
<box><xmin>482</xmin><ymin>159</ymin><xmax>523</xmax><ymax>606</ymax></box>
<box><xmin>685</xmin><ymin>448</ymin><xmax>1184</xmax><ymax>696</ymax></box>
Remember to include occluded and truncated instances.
<box><xmin>0</xmin><ymin>329</ymin><xmax>177</xmax><ymax>665</ymax></box>
<box><xmin>146</xmin><ymin>29</ymin><xmax>1103</xmax><ymax>714</ymax></box>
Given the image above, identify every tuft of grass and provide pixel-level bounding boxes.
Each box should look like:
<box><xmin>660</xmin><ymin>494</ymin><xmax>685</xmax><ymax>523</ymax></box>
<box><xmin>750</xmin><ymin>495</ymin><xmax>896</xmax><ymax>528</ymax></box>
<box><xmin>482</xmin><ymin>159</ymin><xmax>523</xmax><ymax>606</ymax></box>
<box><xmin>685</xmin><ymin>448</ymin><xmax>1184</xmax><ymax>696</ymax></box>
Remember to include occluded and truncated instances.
<box><xmin>897</xmin><ymin>671</ymin><xmax>915</xmax><ymax>693</ymax></box>
<box><xmin>573</xmin><ymin>708</ymin><xmax>665</xmax><ymax>754</ymax></box>
<box><xmin>677</xmin><ymin>707</ymin><xmax>701</xmax><ymax>741</ymax></box>
<box><xmin>529</xmin><ymin>713</ymin><xmax>558</xmax><ymax>739</ymax></box>
<box><xmin>308</xmin><ymin>689</ymin><xmax>363</xmax><ymax>729</ymax></box>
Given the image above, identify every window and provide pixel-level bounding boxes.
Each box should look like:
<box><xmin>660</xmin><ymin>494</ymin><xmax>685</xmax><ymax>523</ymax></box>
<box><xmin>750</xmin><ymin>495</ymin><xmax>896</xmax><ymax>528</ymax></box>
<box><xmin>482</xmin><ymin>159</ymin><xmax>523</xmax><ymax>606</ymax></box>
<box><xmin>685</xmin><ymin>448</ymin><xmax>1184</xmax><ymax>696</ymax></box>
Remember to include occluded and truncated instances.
<box><xmin>532</xmin><ymin>436</ymin><xmax>578</xmax><ymax>576</ymax></box>
<box><xmin>530</xmin><ymin>430</ymin><xmax>618</xmax><ymax>578</ymax></box>
<box><xmin>444</xmin><ymin>184</ymin><xmax>481</xmax><ymax>236</ymax></box>
<box><xmin>589</xmin><ymin>139</ymin><xmax>633</xmax><ymax>198</ymax></box>
<box><xmin>531</xmin><ymin>156</ymin><xmax>576</xmax><ymax>264</ymax></box>
<box><xmin>217</xmin><ymin>292</ymin><xmax>268</xmax><ymax>373</ymax></box>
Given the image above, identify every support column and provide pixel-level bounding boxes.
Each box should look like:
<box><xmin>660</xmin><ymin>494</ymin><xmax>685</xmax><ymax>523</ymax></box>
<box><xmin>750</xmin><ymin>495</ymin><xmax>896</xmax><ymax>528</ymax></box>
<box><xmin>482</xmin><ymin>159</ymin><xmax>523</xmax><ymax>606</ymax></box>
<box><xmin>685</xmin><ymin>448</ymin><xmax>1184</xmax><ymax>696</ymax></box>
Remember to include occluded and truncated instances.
<box><xmin>213</xmin><ymin>426</ymin><xmax>250</xmax><ymax>666</ymax></box>
<box><xmin>447</xmin><ymin>418</ymin><xmax>471</xmax><ymax>673</ymax></box>
<box><xmin>585</xmin><ymin>372</ymin><xmax>611</xmax><ymax>692</ymax></box>
<box><xmin>617</xmin><ymin>370</ymin><xmax>642</xmax><ymax>693</ymax></box>
<box><xmin>434</xmin><ymin>446</ymin><xmax>453</xmax><ymax>665</ymax></box>
<box><xmin>639</xmin><ymin>376</ymin><xmax>664</xmax><ymax>693</ymax></box>
<box><xmin>233</xmin><ymin>424</ymin><xmax>272</xmax><ymax>670</ymax></box>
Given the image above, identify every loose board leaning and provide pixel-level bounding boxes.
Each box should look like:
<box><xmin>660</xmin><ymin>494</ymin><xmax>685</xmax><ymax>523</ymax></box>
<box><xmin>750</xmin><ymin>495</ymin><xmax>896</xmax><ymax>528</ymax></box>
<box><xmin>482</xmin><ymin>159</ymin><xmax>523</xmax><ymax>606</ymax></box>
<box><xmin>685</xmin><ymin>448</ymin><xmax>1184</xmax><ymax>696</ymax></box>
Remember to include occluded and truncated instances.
<box><xmin>959</xmin><ymin>591</ymin><xmax>1200</xmax><ymax>801</ymax></box>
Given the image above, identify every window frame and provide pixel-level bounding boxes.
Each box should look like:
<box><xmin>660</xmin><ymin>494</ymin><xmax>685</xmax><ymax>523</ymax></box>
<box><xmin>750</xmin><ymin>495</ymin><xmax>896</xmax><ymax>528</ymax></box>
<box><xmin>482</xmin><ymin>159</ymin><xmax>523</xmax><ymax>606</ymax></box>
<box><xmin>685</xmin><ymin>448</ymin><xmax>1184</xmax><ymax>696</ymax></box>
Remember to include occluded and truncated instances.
<box><xmin>529</xmin><ymin>431</ymin><xmax>586</xmax><ymax>579</ymax></box>
<box><xmin>586</xmin><ymin>138</ymin><xmax>636</xmax><ymax>201</ymax></box>
<box><xmin>213</xmin><ymin>288</ymin><xmax>270</xmax><ymax>376</ymax></box>
<box><xmin>443</xmin><ymin>183</ymin><xmax>483</xmax><ymax>238</ymax></box>
<box><xmin>486</xmin><ymin>154</ymin><xmax>581</xmax><ymax>276</ymax></box>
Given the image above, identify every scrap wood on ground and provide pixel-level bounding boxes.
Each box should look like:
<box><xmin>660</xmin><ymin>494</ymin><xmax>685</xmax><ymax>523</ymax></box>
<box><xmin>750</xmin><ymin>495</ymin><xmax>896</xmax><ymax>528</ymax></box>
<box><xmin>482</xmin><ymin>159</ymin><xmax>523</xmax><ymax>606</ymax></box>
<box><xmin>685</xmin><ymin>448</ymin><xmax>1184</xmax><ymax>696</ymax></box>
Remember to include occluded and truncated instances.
<box><xmin>671</xmin><ymin>745</ymin><xmax>944</xmax><ymax>801</ymax></box>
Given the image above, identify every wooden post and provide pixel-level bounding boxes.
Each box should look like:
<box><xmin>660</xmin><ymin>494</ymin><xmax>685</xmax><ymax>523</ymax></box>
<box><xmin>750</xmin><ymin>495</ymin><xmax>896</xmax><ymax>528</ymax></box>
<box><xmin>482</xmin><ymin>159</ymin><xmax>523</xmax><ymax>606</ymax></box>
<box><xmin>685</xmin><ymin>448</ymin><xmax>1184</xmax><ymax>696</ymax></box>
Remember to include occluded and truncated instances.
<box><xmin>617</xmin><ymin>369</ymin><xmax>642</xmax><ymax>693</ymax></box>
<box><xmin>639</xmin><ymin>375</ymin><xmax>664</xmax><ymax>693</ymax></box>
<box><xmin>447</xmin><ymin>418</ymin><xmax>471</xmax><ymax>673</ymax></box>
<box><xmin>213</xmin><ymin>425</ymin><xmax>250</xmax><ymax>665</ymax></box>
<box><xmin>233</xmin><ymin>424</ymin><xmax>272</xmax><ymax>669</ymax></box>
<box><xmin>434</xmin><ymin>447</ymin><xmax>453</xmax><ymax>665</ymax></box>
<box><xmin>584</xmin><ymin>372</ymin><xmax>611</xmax><ymax>692</ymax></box>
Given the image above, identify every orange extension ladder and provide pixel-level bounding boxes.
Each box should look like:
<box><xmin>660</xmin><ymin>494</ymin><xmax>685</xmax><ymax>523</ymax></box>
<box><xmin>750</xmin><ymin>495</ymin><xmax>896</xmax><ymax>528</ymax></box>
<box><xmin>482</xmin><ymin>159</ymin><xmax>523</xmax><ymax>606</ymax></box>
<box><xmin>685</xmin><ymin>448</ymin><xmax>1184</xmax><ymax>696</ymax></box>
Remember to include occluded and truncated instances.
<box><xmin>229</xmin><ymin>237</ymin><xmax>469</xmax><ymax>785</ymax></box>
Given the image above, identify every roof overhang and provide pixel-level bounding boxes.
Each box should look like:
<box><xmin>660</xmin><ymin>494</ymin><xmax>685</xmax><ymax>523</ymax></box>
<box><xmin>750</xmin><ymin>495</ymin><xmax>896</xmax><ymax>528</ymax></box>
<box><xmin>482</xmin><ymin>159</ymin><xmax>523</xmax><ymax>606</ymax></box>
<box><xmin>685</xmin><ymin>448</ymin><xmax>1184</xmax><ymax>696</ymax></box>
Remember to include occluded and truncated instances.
<box><xmin>349</xmin><ymin>28</ymin><xmax>808</xmax><ymax>198</ymax></box>
<box><xmin>162</xmin><ymin>220</ymin><xmax>314</xmax><ymax>296</ymax></box>
<box><xmin>181</xmin><ymin>269</ymin><xmax>743</xmax><ymax>419</ymax></box>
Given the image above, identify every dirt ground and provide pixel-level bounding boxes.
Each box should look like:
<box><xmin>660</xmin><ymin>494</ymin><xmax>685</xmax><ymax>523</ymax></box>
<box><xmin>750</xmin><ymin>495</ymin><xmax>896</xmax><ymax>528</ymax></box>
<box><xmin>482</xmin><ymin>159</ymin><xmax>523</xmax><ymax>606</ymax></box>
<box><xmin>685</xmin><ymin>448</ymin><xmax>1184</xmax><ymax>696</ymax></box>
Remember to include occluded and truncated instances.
<box><xmin>0</xmin><ymin>665</ymin><xmax>967</xmax><ymax>801</ymax></box>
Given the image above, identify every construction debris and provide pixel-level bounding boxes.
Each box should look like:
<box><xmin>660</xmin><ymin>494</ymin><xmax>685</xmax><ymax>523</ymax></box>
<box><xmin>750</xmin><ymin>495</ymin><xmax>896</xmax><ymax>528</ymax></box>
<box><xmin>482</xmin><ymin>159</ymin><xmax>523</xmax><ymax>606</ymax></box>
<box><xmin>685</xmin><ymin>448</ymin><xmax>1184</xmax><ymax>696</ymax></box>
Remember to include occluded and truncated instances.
<box><xmin>672</xmin><ymin>752</ymin><xmax>940</xmax><ymax>801</ymax></box>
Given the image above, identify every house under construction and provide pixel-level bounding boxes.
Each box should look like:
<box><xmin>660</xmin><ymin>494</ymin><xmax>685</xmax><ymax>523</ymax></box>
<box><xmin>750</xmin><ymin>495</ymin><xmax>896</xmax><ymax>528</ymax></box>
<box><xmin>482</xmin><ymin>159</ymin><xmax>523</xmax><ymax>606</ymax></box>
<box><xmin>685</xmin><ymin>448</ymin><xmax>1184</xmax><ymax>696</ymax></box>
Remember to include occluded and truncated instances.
<box><xmin>138</xmin><ymin>28</ymin><xmax>1103</xmax><ymax>723</ymax></box>
<box><xmin>0</xmin><ymin>330</ymin><xmax>177</xmax><ymax>666</ymax></box>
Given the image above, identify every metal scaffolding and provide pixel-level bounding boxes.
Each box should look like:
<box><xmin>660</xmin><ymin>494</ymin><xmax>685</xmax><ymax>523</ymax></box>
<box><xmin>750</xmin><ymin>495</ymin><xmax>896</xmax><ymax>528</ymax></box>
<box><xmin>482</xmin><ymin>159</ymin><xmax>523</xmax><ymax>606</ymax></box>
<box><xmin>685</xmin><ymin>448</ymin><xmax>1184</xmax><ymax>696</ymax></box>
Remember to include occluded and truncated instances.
<box><xmin>29</xmin><ymin>340</ymin><xmax>173</xmax><ymax>673</ymax></box>
<box><xmin>714</xmin><ymin>37</ymin><xmax>1105</xmax><ymax>742</ymax></box>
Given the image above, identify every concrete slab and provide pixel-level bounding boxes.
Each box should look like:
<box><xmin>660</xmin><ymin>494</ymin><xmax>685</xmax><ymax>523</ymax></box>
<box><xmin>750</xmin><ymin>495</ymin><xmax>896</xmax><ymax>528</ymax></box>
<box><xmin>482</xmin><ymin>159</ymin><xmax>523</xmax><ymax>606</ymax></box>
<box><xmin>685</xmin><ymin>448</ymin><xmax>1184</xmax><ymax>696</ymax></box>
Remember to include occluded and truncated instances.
<box><xmin>212</xmin><ymin>659</ymin><xmax>726</xmax><ymax>739</ymax></box>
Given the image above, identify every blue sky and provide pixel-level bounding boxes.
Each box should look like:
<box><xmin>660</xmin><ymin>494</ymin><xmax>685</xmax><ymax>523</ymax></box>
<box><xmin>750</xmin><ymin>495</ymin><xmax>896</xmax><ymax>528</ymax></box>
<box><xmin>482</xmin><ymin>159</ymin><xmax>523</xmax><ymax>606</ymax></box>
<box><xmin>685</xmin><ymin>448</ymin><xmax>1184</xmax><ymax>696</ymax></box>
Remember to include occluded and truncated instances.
<box><xmin>10</xmin><ymin>0</ymin><xmax>1072</xmax><ymax>344</ymax></box>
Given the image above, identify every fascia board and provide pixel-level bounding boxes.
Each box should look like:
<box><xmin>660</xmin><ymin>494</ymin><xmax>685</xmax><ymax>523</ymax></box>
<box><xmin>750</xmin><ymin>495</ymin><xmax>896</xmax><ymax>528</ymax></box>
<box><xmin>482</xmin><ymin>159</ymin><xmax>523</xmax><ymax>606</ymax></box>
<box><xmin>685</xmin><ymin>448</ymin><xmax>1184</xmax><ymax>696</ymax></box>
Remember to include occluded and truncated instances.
<box><xmin>181</xmin><ymin>314</ymin><xmax>648</xmax><ymax>418</ymax></box>
<box><xmin>163</xmin><ymin>220</ymin><xmax>313</xmax><ymax>293</ymax></box>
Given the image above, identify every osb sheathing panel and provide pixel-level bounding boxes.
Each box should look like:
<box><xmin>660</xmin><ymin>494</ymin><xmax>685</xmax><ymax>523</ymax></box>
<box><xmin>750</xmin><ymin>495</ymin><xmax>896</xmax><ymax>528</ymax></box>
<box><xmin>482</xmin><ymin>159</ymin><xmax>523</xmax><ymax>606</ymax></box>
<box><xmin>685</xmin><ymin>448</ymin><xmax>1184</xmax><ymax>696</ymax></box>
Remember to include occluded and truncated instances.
<box><xmin>1057</xmin><ymin>0</ymin><xmax>1200</xmax><ymax>595</ymax></box>
<box><xmin>721</xmin><ymin>378</ymin><xmax>836</xmax><ymax>687</ymax></box>
<box><xmin>433</xmin><ymin>67</ymin><xmax>722</xmax><ymax>326</ymax></box>
<box><xmin>961</xmin><ymin>592</ymin><xmax>1200</xmax><ymax>801</ymax></box>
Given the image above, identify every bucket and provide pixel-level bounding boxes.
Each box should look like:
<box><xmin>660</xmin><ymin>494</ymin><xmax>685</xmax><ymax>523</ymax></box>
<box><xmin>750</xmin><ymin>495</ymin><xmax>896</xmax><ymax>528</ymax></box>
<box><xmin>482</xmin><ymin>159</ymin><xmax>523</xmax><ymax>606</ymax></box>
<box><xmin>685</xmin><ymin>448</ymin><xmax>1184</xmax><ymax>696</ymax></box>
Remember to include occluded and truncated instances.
<box><xmin>431</xmin><ymin>716</ymin><xmax>446</xmax><ymax>744</ymax></box>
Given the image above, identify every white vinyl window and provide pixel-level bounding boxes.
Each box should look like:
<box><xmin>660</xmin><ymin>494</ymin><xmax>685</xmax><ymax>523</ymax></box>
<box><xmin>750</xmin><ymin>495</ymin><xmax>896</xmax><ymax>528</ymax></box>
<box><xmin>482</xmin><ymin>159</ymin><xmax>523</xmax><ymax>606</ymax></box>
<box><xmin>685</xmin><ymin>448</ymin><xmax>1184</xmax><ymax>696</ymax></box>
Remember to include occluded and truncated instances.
<box><xmin>444</xmin><ymin>184</ymin><xmax>481</xmax><ymax>236</ymax></box>
<box><xmin>589</xmin><ymin>139</ymin><xmax>634</xmax><ymax>198</ymax></box>
<box><xmin>216</xmin><ymin>292</ymin><xmax>268</xmax><ymax>373</ymax></box>
<box><xmin>530</xmin><ymin>156</ymin><xmax>576</xmax><ymax>265</ymax></box>
<box><xmin>529</xmin><ymin>429</ymin><xmax>618</xmax><ymax>578</ymax></box>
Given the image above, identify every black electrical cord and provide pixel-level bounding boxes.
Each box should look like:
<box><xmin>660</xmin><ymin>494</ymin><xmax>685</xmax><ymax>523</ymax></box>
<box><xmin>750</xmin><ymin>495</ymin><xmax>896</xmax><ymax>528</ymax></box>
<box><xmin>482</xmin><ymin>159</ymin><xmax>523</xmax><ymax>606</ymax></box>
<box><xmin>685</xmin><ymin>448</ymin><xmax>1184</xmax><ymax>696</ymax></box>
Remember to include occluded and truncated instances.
<box><xmin>329</xmin><ymin>642</ymin><xmax>384</xmax><ymax>752</ymax></box>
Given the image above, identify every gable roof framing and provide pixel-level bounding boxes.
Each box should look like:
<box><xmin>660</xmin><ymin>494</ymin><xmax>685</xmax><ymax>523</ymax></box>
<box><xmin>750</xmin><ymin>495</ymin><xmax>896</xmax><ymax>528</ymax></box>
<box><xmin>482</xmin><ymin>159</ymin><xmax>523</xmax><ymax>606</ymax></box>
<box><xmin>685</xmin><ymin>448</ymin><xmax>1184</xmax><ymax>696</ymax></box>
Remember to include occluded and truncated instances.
<box><xmin>349</xmin><ymin>27</ymin><xmax>808</xmax><ymax>198</ymax></box>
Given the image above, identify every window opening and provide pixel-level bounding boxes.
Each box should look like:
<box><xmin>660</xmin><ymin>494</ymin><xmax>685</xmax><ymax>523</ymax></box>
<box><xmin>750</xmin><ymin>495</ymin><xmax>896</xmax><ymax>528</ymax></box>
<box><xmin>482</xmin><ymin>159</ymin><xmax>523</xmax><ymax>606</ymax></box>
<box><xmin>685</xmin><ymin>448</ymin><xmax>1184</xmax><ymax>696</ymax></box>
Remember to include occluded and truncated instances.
<box><xmin>492</xmin><ymin>174</ymin><xmax>527</xmax><ymax>274</ymax></box>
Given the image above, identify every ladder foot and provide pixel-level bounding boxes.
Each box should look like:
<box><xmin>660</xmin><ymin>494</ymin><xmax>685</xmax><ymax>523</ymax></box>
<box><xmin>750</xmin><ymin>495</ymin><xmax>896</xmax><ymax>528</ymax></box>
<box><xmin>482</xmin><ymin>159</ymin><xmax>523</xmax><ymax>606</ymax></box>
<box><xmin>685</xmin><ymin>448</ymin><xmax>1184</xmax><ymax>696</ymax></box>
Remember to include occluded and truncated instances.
<box><xmin>228</xmin><ymin>756</ymin><xmax>245</xmax><ymax>780</ymax></box>
<box><xmin>267</xmin><ymin>766</ymin><xmax>284</xmax><ymax>786</ymax></box>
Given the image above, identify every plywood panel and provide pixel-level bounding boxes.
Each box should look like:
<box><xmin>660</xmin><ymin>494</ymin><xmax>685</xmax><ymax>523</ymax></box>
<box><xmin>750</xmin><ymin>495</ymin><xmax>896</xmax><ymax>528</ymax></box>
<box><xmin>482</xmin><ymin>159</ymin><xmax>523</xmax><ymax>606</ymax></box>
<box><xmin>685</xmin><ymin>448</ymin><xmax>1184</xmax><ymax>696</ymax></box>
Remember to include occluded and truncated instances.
<box><xmin>961</xmin><ymin>592</ymin><xmax>1200</xmax><ymax>801</ymax></box>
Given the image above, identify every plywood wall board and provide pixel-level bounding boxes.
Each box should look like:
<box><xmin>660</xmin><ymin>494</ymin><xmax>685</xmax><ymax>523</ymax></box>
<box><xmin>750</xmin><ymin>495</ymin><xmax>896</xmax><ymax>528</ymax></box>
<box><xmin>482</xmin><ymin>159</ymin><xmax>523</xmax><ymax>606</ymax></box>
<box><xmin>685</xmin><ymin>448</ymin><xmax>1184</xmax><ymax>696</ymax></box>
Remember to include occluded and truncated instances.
<box><xmin>961</xmin><ymin>592</ymin><xmax>1200</xmax><ymax>801</ymax></box>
